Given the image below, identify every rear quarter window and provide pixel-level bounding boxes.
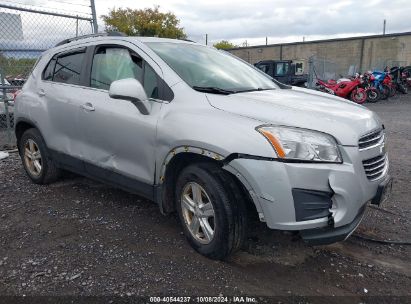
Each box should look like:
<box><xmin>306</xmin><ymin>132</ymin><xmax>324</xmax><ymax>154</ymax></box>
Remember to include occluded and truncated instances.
<box><xmin>53</xmin><ymin>51</ymin><xmax>85</xmax><ymax>85</ymax></box>
<box><xmin>42</xmin><ymin>57</ymin><xmax>56</xmax><ymax>81</ymax></box>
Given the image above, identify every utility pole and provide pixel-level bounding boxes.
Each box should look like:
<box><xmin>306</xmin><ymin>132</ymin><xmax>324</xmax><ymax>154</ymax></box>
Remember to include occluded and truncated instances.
<box><xmin>383</xmin><ymin>19</ymin><xmax>386</xmax><ymax>35</ymax></box>
<box><xmin>265</xmin><ymin>36</ymin><xmax>268</xmax><ymax>45</ymax></box>
<box><xmin>205</xmin><ymin>34</ymin><xmax>208</xmax><ymax>45</ymax></box>
<box><xmin>90</xmin><ymin>0</ymin><xmax>98</xmax><ymax>33</ymax></box>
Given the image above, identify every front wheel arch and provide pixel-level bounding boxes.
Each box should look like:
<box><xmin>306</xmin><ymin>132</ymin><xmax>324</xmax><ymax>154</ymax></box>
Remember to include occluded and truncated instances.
<box><xmin>159</xmin><ymin>151</ymin><xmax>258</xmax><ymax>221</ymax></box>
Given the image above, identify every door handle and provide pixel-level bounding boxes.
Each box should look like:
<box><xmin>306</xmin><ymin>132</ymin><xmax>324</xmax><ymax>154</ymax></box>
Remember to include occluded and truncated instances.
<box><xmin>38</xmin><ymin>89</ymin><xmax>46</xmax><ymax>97</ymax></box>
<box><xmin>80</xmin><ymin>102</ymin><xmax>95</xmax><ymax>112</ymax></box>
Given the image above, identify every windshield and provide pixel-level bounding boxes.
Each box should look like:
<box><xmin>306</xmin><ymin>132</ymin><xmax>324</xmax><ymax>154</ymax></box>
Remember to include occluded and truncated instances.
<box><xmin>146</xmin><ymin>42</ymin><xmax>278</xmax><ymax>93</ymax></box>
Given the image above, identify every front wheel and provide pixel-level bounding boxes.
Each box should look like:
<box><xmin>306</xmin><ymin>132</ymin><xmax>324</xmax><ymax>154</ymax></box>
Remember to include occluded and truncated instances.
<box><xmin>350</xmin><ymin>88</ymin><xmax>367</xmax><ymax>104</ymax></box>
<box><xmin>175</xmin><ymin>162</ymin><xmax>246</xmax><ymax>260</ymax></box>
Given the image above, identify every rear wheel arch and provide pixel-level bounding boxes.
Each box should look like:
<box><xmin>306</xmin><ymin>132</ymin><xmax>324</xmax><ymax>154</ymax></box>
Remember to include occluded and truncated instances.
<box><xmin>15</xmin><ymin>120</ymin><xmax>38</xmax><ymax>152</ymax></box>
<box><xmin>19</xmin><ymin>127</ymin><xmax>61</xmax><ymax>184</ymax></box>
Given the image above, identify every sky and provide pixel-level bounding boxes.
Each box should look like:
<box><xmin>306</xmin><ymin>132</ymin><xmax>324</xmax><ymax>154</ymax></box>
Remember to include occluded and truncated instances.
<box><xmin>3</xmin><ymin>0</ymin><xmax>411</xmax><ymax>47</ymax></box>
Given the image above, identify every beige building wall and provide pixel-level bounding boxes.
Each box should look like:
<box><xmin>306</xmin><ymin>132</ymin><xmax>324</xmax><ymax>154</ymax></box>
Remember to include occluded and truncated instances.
<box><xmin>228</xmin><ymin>32</ymin><xmax>411</xmax><ymax>75</ymax></box>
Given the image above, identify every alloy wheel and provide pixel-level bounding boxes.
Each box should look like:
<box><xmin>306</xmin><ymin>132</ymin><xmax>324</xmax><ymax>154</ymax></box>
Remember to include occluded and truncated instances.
<box><xmin>181</xmin><ymin>182</ymin><xmax>215</xmax><ymax>244</ymax></box>
<box><xmin>24</xmin><ymin>139</ymin><xmax>42</xmax><ymax>177</ymax></box>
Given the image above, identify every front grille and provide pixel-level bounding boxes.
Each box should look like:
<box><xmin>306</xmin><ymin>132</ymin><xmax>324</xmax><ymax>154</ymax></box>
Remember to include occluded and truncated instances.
<box><xmin>362</xmin><ymin>154</ymin><xmax>388</xmax><ymax>181</ymax></box>
<box><xmin>358</xmin><ymin>129</ymin><xmax>384</xmax><ymax>150</ymax></box>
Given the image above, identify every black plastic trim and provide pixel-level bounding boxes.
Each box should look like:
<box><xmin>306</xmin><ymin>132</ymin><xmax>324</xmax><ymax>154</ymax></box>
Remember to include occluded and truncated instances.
<box><xmin>223</xmin><ymin>153</ymin><xmax>342</xmax><ymax>165</ymax></box>
<box><xmin>292</xmin><ymin>188</ymin><xmax>333</xmax><ymax>222</ymax></box>
<box><xmin>300</xmin><ymin>205</ymin><xmax>366</xmax><ymax>246</ymax></box>
<box><xmin>49</xmin><ymin>149</ymin><xmax>154</xmax><ymax>201</ymax></box>
<box><xmin>55</xmin><ymin>32</ymin><xmax>127</xmax><ymax>47</ymax></box>
<box><xmin>371</xmin><ymin>175</ymin><xmax>392</xmax><ymax>206</ymax></box>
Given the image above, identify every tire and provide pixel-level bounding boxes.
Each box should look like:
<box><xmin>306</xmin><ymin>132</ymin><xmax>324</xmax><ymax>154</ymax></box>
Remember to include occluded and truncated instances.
<box><xmin>175</xmin><ymin>162</ymin><xmax>246</xmax><ymax>260</ymax></box>
<box><xmin>380</xmin><ymin>85</ymin><xmax>390</xmax><ymax>100</ymax></box>
<box><xmin>19</xmin><ymin>128</ymin><xmax>61</xmax><ymax>184</ymax></box>
<box><xmin>350</xmin><ymin>88</ymin><xmax>367</xmax><ymax>104</ymax></box>
<box><xmin>398</xmin><ymin>83</ymin><xmax>408</xmax><ymax>94</ymax></box>
<box><xmin>366</xmin><ymin>88</ymin><xmax>380</xmax><ymax>103</ymax></box>
<box><xmin>388</xmin><ymin>85</ymin><xmax>396</xmax><ymax>97</ymax></box>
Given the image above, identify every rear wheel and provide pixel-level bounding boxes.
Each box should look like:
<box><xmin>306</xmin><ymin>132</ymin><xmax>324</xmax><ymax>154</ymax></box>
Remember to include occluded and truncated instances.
<box><xmin>175</xmin><ymin>162</ymin><xmax>246</xmax><ymax>260</ymax></box>
<box><xmin>19</xmin><ymin>128</ymin><xmax>61</xmax><ymax>184</ymax></box>
<box><xmin>388</xmin><ymin>85</ymin><xmax>396</xmax><ymax>97</ymax></box>
<box><xmin>380</xmin><ymin>84</ymin><xmax>390</xmax><ymax>100</ymax></box>
<box><xmin>398</xmin><ymin>83</ymin><xmax>408</xmax><ymax>94</ymax></box>
<box><xmin>366</xmin><ymin>88</ymin><xmax>380</xmax><ymax>103</ymax></box>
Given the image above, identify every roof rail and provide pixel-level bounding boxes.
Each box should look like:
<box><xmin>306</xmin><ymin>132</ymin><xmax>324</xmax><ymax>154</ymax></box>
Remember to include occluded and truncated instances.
<box><xmin>55</xmin><ymin>32</ymin><xmax>127</xmax><ymax>47</ymax></box>
<box><xmin>179</xmin><ymin>38</ymin><xmax>195</xmax><ymax>43</ymax></box>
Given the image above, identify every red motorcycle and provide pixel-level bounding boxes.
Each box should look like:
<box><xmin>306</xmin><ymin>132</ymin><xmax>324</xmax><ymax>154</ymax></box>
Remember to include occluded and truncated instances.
<box><xmin>383</xmin><ymin>73</ymin><xmax>396</xmax><ymax>97</ymax></box>
<box><xmin>362</xmin><ymin>72</ymin><xmax>381</xmax><ymax>102</ymax></box>
<box><xmin>315</xmin><ymin>75</ymin><xmax>367</xmax><ymax>104</ymax></box>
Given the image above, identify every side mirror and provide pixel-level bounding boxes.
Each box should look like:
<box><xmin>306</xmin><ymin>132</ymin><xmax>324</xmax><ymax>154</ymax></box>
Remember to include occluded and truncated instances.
<box><xmin>109</xmin><ymin>78</ymin><xmax>150</xmax><ymax>115</ymax></box>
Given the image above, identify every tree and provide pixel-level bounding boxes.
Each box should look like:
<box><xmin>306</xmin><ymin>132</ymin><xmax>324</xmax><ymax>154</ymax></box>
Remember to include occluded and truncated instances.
<box><xmin>102</xmin><ymin>6</ymin><xmax>187</xmax><ymax>39</ymax></box>
<box><xmin>213</xmin><ymin>40</ymin><xmax>236</xmax><ymax>50</ymax></box>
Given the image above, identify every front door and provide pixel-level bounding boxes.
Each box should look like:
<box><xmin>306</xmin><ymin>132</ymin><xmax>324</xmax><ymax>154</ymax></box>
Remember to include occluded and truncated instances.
<box><xmin>77</xmin><ymin>43</ymin><xmax>165</xmax><ymax>198</ymax></box>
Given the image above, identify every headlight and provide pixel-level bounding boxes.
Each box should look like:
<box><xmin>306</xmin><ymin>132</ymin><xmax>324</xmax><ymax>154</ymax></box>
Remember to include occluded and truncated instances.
<box><xmin>257</xmin><ymin>126</ymin><xmax>342</xmax><ymax>163</ymax></box>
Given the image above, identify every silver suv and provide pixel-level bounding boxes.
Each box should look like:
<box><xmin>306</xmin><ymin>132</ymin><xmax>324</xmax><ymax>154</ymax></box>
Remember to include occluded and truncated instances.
<box><xmin>15</xmin><ymin>33</ymin><xmax>391</xmax><ymax>259</ymax></box>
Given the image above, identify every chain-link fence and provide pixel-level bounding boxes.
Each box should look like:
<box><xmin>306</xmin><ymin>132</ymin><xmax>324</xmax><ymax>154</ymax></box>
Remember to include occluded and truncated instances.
<box><xmin>307</xmin><ymin>56</ymin><xmax>338</xmax><ymax>89</ymax></box>
<box><xmin>364</xmin><ymin>58</ymin><xmax>408</xmax><ymax>72</ymax></box>
<box><xmin>307</xmin><ymin>56</ymin><xmax>361</xmax><ymax>89</ymax></box>
<box><xmin>0</xmin><ymin>1</ymin><xmax>95</xmax><ymax>149</ymax></box>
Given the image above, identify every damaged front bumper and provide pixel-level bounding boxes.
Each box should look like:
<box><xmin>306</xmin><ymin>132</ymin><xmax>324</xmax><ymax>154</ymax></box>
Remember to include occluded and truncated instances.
<box><xmin>223</xmin><ymin>146</ymin><xmax>390</xmax><ymax>244</ymax></box>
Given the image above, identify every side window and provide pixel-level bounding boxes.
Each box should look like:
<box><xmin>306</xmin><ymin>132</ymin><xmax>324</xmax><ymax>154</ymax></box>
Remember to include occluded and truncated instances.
<box><xmin>91</xmin><ymin>46</ymin><xmax>143</xmax><ymax>90</ymax></box>
<box><xmin>275</xmin><ymin>63</ymin><xmax>289</xmax><ymax>76</ymax></box>
<box><xmin>42</xmin><ymin>57</ymin><xmax>56</xmax><ymax>81</ymax></box>
<box><xmin>53</xmin><ymin>51</ymin><xmax>85</xmax><ymax>85</ymax></box>
<box><xmin>257</xmin><ymin>63</ymin><xmax>270</xmax><ymax>74</ymax></box>
<box><xmin>143</xmin><ymin>63</ymin><xmax>159</xmax><ymax>99</ymax></box>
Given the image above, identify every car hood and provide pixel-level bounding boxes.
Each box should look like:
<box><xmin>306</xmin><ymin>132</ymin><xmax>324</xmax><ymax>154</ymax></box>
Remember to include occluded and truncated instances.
<box><xmin>206</xmin><ymin>87</ymin><xmax>381</xmax><ymax>146</ymax></box>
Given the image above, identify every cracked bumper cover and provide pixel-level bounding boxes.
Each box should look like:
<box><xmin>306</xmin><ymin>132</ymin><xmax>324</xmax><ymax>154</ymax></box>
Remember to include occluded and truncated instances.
<box><xmin>300</xmin><ymin>205</ymin><xmax>366</xmax><ymax>245</ymax></box>
<box><xmin>223</xmin><ymin>146</ymin><xmax>388</xmax><ymax>235</ymax></box>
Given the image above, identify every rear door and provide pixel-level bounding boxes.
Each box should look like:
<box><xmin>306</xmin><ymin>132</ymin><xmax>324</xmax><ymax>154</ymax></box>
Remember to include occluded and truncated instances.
<box><xmin>77</xmin><ymin>42</ymin><xmax>167</xmax><ymax>197</ymax></box>
<box><xmin>40</xmin><ymin>47</ymin><xmax>87</xmax><ymax>171</ymax></box>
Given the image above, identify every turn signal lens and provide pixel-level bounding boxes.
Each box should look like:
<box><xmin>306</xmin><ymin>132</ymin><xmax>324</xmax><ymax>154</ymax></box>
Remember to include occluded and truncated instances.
<box><xmin>257</xmin><ymin>126</ymin><xmax>342</xmax><ymax>163</ymax></box>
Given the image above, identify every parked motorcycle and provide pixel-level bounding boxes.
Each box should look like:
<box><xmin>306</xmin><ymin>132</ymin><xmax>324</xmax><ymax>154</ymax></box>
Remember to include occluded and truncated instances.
<box><xmin>390</xmin><ymin>66</ymin><xmax>408</xmax><ymax>94</ymax></box>
<box><xmin>372</xmin><ymin>71</ymin><xmax>391</xmax><ymax>100</ymax></box>
<box><xmin>361</xmin><ymin>72</ymin><xmax>381</xmax><ymax>102</ymax></box>
<box><xmin>315</xmin><ymin>75</ymin><xmax>367</xmax><ymax>104</ymax></box>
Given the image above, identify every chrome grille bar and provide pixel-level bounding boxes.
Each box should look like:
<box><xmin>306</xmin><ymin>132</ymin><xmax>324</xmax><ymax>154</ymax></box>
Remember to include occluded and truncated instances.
<box><xmin>362</xmin><ymin>154</ymin><xmax>387</xmax><ymax>181</ymax></box>
<box><xmin>359</xmin><ymin>129</ymin><xmax>384</xmax><ymax>150</ymax></box>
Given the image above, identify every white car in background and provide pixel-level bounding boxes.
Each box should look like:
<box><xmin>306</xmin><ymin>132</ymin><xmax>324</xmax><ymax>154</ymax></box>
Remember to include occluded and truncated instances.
<box><xmin>0</xmin><ymin>76</ymin><xmax>15</xmax><ymax>126</ymax></box>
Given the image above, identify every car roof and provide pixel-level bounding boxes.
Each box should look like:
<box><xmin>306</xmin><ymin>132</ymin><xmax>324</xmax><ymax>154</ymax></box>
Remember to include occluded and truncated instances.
<box><xmin>49</xmin><ymin>35</ymin><xmax>196</xmax><ymax>54</ymax></box>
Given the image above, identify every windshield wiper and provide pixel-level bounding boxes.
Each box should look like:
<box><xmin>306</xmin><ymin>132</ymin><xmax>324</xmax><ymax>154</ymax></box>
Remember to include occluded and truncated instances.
<box><xmin>235</xmin><ymin>87</ymin><xmax>275</xmax><ymax>93</ymax></box>
<box><xmin>192</xmin><ymin>86</ymin><xmax>235</xmax><ymax>95</ymax></box>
